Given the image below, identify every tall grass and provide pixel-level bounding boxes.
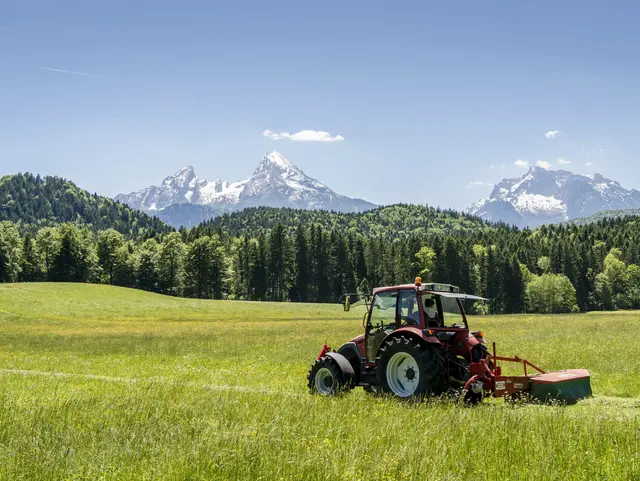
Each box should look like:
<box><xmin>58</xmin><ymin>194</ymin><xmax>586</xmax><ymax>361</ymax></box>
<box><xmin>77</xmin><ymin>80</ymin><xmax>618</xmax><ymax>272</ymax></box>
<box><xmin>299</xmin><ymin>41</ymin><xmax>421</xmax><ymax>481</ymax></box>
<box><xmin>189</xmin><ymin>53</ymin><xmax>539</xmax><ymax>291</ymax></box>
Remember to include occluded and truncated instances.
<box><xmin>0</xmin><ymin>283</ymin><xmax>638</xmax><ymax>480</ymax></box>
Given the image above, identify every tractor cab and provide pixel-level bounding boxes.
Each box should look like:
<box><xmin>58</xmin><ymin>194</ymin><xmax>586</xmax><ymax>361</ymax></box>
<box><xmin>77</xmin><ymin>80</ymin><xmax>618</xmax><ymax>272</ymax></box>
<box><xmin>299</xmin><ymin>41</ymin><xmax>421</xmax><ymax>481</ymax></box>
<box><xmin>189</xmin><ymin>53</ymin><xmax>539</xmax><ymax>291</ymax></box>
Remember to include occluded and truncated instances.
<box><xmin>362</xmin><ymin>279</ymin><xmax>482</xmax><ymax>363</ymax></box>
<box><xmin>344</xmin><ymin>277</ymin><xmax>482</xmax><ymax>364</ymax></box>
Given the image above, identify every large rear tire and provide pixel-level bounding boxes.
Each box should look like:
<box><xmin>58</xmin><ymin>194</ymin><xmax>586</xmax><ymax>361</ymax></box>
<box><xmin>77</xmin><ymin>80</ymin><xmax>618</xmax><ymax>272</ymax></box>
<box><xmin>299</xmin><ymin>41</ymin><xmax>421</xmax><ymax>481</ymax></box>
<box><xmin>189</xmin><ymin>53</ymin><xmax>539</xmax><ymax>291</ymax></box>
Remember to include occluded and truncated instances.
<box><xmin>308</xmin><ymin>357</ymin><xmax>354</xmax><ymax>396</ymax></box>
<box><xmin>376</xmin><ymin>336</ymin><xmax>446</xmax><ymax>399</ymax></box>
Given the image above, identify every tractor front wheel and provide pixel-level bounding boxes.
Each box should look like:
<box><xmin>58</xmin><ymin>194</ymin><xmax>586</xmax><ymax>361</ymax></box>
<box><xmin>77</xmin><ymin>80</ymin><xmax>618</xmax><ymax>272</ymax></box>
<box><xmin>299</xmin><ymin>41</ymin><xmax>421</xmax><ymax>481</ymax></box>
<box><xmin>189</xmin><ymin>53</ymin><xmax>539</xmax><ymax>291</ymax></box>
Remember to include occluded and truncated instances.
<box><xmin>308</xmin><ymin>357</ymin><xmax>353</xmax><ymax>396</ymax></box>
<box><xmin>376</xmin><ymin>336</ymin><xmax>446</xmax><ymax>399</ymax></box>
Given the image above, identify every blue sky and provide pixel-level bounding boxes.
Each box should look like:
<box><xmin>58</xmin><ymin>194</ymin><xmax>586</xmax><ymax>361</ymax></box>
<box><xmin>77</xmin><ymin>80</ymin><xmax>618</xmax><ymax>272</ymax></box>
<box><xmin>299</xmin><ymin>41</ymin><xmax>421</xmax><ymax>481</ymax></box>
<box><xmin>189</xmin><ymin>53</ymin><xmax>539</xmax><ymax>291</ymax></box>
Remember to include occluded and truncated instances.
<box><xmin>2</xmin><ymin>0</ymin><xmax>640</xmax><ymax>210</ymax></box>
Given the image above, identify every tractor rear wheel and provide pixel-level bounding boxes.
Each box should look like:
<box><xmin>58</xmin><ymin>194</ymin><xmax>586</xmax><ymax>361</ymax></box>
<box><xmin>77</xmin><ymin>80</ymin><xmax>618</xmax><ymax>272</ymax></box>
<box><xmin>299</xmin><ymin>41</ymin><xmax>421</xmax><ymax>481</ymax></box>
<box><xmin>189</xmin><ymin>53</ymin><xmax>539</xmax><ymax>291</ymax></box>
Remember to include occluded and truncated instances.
<box><xmin>376</xmin><ymin>336</ymin><xmax>446</xmax><ymax>399</ymax></box>
<box><xmin>308</xmin><ymin>357</ymin><xmax>353</xmax><ymax>396</ymax></box>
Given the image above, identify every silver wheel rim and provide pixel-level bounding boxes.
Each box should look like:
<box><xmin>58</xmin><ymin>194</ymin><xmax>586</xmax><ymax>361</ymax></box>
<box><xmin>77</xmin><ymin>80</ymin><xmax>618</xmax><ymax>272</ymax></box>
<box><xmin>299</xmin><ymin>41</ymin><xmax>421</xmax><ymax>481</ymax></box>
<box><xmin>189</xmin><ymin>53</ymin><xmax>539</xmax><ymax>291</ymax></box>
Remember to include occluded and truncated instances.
<box><xmin>315</xmin><ymin>367</ymin><xmax>335</xmax><ymax>395</ymax></box>
<box><xmin>386</xmin><ymin>352</ymin><xmax>419</xmax><ymax>397</ymax></box>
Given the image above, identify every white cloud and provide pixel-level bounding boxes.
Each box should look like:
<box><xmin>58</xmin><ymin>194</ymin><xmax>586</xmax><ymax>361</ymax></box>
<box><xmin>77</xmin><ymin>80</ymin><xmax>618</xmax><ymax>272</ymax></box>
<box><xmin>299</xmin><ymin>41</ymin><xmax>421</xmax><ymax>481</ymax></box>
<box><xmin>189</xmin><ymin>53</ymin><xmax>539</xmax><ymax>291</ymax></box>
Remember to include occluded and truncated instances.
<box><xmin>467</xmin><ymin>181</ymin><xmax>493</xmax><ymax>188</ymax></box>
<box><xmin>490</xmin><ymin>164</ymin><xmax>496</xmax><ymax>169</ymax></box>
<box><xmin>536</xmin><ymin>160</ymin><xmax>552</xmax><ymax>170</ymax></box>
<box><xmin>557</xmin><ymin>157</ymin><xmax>571</xmax><ymax>165</ymax></box>
<box><xmin>514</xmin><ymin>159</ymin><xmax>529</xmax><ymax>169</ymax></box>
<box><xmin>545</xmin><ymin>130</ymin><xmax>561</xmax><ymax>139</ymax></box>
<box><xmin>263</xmin><ymin>129</ymin><xmax>345</xmax><ymax>142</ymax></box>
<box><xmin>584</xmin><ymin>161</ymin><xmax>593</xmax><ymax>166</ymax></box>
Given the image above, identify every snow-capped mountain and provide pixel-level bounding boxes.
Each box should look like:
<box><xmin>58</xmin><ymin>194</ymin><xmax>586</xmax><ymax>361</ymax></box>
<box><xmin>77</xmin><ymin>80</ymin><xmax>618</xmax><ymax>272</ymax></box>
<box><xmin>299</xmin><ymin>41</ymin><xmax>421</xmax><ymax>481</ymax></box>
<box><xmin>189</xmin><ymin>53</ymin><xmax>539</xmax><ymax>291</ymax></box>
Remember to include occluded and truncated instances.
<box><xmin>115</xmin><ymin>152</ymin><xmax>376</xmax><ymax>227</ymax></box>
<box><xmin>468</xmin><ymin>167</ymin><xmax>640</xmax><ymax>228</ymax></box>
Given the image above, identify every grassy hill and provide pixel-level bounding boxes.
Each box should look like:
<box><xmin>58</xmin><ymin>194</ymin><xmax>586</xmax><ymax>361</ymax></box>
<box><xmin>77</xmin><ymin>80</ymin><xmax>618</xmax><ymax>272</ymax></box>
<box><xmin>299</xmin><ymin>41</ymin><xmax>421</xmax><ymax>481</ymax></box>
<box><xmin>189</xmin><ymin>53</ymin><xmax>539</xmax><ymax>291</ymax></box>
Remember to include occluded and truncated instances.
<box><xmin>0</xmin><ymin>173</ymin><xmax>171</xmax><ymax>235</ymax></box>
<box><xmin>0</xmin><ymin>283</ymin><xmax>638</xmax><ymax>479</ymax></box>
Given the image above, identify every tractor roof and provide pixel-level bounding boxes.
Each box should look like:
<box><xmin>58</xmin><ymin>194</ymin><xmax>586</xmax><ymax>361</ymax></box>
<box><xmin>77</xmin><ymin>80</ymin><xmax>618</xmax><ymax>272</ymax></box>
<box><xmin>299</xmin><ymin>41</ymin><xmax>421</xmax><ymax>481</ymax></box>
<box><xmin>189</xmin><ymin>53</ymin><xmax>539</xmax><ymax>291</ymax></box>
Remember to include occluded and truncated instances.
<box><xmin>372</xmin><ymin>282</ymin><xmax>488</xmax><ymax>301</ymax></box>
<box><xmin>373</xmin><ymin>282</ymin><xmax>460</xmax><ymax>294</ymax></box>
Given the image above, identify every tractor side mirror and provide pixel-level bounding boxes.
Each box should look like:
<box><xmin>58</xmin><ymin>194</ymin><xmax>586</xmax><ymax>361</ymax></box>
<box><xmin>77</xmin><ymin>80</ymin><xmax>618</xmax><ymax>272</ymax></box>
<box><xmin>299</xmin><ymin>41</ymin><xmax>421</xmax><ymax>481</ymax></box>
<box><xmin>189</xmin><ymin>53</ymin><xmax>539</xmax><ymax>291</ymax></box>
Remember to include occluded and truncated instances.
<box><xmin>343</xmin><ymin>296</ymin><xmax>351</xmax><ymax>312</ymax></box>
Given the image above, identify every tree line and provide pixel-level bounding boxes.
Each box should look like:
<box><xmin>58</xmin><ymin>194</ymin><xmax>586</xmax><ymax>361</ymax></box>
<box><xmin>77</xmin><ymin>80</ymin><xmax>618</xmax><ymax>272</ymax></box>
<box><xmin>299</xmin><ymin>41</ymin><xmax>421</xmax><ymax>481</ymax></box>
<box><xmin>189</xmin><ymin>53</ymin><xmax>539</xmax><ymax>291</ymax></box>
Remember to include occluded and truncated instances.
<box><xmin>1</xmin><ymin>214</ymin><xmax>640</xmax><ymax>313</ymax></box>
<box><xmin>191</xmin><ymin>204</ymin><xmax>500</xmax><ymax>239</ymax></box>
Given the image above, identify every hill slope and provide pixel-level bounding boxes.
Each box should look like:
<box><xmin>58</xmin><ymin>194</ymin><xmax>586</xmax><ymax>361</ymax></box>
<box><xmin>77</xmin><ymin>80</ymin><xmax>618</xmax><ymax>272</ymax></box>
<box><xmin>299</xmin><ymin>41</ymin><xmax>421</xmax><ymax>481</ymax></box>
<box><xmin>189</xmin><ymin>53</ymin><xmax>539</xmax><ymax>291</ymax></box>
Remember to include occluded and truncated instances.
<box><xmin>190</xmin><ymin>204</ymin><xmax>495</xmax><ymax>238</ymax></box>
<box><xmin>0</xmin><ymin>283</ymin><xmax>345</xmax><ymax>322</ymax></box>
<box><xmin>0</xmin><ymin>173</ymin><xmax>171</xmax><ymax>235</ymax></box>
<box><xmin>571</xmin><ymin>208</ymin><xmax>640</xmax><ymax>225</ymax></box>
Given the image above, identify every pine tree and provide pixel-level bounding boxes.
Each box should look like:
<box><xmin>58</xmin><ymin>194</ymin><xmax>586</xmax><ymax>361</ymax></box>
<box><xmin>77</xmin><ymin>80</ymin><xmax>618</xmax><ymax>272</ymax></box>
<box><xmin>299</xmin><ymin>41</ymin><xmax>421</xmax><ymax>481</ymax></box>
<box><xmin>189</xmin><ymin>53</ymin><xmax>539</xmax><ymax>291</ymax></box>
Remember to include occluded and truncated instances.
<box><xmin>183</xmin><ymin>236</ymin><xmax>225</xmax><ymax>299</ymax></box>
<box><xmin>20</xmin><ymin>232</ymin><xmax>40</xmax><ymax>282</ymax></box>
<box><xmin>353</xmin><ymin>237</ymin><xmax>367</xmax><ymax>285</ymax></box>
<box><xmin>50</xmin><ymin>224</ymin><xmax>98</xmax><ymax>283</ymax></box>
<box><xmin>250</xmin><ymin>235</ymin><xmax>268</xmax><ymax>301</ymax></box>
<box><xmin>315</xmin><ymin>227</ymin><xmax>330</xmax><ymax>302</ymax></box>
<box><xmin>268</xmin><ymin>222</ymin><xmax>287</xmax><ymax>301</ymax></box>
<box><xmin>294</xmin><ymin>224</ymin><xmax>309</xmax><ymax>302</ymax></box>
<box><xmin>505</xmin><ymin>256</ymin><xmax>525</xmax><ymax>313</ymax></box>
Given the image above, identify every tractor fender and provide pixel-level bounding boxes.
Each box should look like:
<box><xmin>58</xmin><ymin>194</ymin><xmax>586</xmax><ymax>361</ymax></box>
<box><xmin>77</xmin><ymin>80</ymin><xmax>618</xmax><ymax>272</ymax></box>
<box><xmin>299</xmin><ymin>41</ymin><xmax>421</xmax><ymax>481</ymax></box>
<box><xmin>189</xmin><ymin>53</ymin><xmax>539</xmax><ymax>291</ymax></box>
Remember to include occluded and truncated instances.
<box><xmin>380</xmin><ymin>327</ymin><xmax>442</xmax><ymax>355</ymax></box>
<box><xmin>336</xmin><ymin>342</ymin><xmax>363</xmax><ymax>382</ymax></box>
<box><xmin>324</xmin><ymin>352</ymin><xmax>356</xmax><ymax>385</ymax></box>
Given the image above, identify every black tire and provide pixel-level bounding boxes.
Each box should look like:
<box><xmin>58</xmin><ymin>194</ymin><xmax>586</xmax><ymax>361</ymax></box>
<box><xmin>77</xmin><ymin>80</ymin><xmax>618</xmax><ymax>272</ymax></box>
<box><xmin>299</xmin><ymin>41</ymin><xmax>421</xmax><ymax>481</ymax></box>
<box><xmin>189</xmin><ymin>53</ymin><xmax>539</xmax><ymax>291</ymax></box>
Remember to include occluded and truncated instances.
<box><xmin>307</xmin><ymin>357</ymin><xmax>353</xmax><ymax>396</ymax></box>
<box><xmin>376</xmin><ymin>336</ymin><xmax>446</xmax><ymax>399</ymax></box>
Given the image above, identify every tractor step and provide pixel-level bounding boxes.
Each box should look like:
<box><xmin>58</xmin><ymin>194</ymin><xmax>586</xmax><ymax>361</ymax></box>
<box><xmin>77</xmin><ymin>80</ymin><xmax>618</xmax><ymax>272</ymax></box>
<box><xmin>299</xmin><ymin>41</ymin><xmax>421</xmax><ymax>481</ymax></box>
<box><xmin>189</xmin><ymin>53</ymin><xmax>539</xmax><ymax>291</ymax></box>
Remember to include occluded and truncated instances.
<box><xmin>529</xmin><ymin>369</ymin><xmax>592</xmax><ymax>404</ymax></box>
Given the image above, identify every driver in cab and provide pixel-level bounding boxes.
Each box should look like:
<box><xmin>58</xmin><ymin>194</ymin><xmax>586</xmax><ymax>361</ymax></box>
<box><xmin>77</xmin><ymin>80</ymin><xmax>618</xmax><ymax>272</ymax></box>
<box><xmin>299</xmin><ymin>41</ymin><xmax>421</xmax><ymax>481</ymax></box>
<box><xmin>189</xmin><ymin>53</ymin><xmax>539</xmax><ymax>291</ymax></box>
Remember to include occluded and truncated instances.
<box><xmin>406</xmin><ymin>296</ymin><xmax>441</xmax><ymax>327</ymax></box>
<box><xmin>423</xmin><ymin>297</ymin><xmax>441</xmax><ymax>327</ymax></box>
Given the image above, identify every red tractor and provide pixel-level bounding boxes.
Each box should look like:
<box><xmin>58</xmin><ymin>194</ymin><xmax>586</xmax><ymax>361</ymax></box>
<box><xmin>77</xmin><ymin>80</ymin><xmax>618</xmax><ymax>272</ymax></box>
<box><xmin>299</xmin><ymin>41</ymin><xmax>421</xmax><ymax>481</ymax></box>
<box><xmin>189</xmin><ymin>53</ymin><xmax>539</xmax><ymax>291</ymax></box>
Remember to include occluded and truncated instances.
<box><xmin>308</xmin><ymin>278</ymin><xmax>591</xmax><ymax>404</ymax></box>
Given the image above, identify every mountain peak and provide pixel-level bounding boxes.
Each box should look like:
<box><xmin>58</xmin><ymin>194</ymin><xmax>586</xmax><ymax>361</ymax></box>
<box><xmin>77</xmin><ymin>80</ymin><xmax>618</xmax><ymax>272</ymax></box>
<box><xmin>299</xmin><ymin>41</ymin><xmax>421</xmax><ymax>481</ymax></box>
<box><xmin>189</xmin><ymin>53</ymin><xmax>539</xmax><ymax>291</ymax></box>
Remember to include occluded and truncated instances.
<box><xmin>115</xmin><ymin>152</ymin><xmax>376</xmax><ymax>226</ymax></box>
<box><xmin>174</xmin><ymin>165</ymin><xmax>195</xmax><ymax>176</ymax></box>
<box><xmin>263</xmin><ymin>151</ymin><xmax>293</xmax><ymax>169</ymax></box>
<box><xmin>469</xmin><ymin>168</ymin><xmax>640</xmax><ymax>227</ymax></box>
<box><xmin>162</xmin><ymin>165</ymin><xmax>196</xmax><ymax>187</ymax></box>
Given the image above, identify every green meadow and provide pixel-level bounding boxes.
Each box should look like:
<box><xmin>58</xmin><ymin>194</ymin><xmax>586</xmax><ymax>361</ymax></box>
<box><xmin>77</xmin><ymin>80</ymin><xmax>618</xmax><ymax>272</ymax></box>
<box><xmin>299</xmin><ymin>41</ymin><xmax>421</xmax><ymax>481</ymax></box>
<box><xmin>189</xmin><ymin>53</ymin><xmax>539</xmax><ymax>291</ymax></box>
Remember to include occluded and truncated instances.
<box><xmin>0</xmin><ymin>283</ymin><xmax>638</xmax><ymax>480</ymax></box>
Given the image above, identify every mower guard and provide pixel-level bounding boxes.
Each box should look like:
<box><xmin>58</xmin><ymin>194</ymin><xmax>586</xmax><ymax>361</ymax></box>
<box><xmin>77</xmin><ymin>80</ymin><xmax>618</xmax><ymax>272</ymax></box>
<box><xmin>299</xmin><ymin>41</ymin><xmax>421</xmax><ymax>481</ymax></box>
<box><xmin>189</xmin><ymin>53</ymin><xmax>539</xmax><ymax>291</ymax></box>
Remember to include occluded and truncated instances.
<box><xmin>529</xmin><ymin>369</ymin><xmax>592</xmax><ymax>404</ymax></box>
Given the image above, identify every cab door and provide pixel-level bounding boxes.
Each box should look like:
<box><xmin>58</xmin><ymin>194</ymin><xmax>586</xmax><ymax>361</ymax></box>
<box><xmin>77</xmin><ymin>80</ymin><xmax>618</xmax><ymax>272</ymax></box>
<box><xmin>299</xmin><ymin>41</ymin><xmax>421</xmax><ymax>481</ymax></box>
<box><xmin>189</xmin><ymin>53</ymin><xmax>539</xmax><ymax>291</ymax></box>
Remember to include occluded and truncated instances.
<box><xmin>365</xmin><ymin>290</ymin><xmax>398</xmax><ymax>363</ymax></box>
<box><xmin>364</xmin><ymin>289</ymin><xmax>418</xmax><ymax>363</ymax></box>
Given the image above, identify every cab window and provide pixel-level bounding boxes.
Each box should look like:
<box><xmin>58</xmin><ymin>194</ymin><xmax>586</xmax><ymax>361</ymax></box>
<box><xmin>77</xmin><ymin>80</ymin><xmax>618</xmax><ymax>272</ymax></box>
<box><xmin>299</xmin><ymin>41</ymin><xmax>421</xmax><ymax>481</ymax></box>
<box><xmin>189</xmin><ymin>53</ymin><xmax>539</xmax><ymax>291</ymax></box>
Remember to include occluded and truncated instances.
<box><xmin>369</xmin><ymin>291</ymin><xmax>398</xmax><ymax>329</ymax></box>
<box><xmin>398</xmin><ymin>290</ymin><xmax>419</xmax><ymax>325</ymax></box>
<box><xmin>439</xmin><ymin>296</ymin><xmax>465</xmax><ymax>327</ymax></box>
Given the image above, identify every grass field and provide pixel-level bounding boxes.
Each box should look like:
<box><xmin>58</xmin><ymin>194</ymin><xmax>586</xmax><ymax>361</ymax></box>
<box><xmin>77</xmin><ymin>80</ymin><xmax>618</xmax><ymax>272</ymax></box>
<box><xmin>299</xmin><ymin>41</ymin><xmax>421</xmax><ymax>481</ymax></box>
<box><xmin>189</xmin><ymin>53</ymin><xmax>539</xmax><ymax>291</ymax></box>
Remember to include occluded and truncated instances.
<box><xmin>0</xmin><ymin>283</ymin><xmax>638</xmax><ymax>480</ymax></box>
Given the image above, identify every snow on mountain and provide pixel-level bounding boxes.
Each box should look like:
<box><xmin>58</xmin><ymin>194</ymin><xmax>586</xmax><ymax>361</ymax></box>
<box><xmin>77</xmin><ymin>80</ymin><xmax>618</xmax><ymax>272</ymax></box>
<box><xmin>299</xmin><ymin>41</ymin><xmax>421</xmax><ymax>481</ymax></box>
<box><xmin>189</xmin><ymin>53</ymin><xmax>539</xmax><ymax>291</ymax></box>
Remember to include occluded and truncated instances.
<box><xmin>115</xmin><ymin>152</ymin><xmax>376</xmax><ymax>227</ymax></box>
<box><xmin>468</xmin><ymin>167</ymin><xmax>640</xmax><ymax>227</ymax></box>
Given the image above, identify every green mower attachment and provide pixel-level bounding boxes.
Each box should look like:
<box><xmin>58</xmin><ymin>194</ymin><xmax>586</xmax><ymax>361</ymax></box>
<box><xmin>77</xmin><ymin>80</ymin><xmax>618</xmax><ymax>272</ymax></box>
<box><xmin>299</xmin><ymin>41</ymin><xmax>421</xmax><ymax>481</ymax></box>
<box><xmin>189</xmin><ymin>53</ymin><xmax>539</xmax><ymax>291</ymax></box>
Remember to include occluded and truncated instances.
<box><xmin>529</xmin><ymin>369</ymin><xmax>592</xmax><ymax>404</ymax></box>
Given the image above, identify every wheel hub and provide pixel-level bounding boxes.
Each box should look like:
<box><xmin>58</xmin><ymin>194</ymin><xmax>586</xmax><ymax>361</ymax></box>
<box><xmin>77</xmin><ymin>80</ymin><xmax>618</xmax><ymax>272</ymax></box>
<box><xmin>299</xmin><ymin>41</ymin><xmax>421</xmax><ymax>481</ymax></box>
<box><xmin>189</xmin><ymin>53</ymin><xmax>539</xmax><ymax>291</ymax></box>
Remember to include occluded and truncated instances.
<box><xmin>386</xmin><ymin>352</ymin><xmax>420</xmax><ymax>397</ymax></box>
<box><xmin>315</xmin><ymin>367</ymin><xmax>335</xmax><ymax>395</ymax></box>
